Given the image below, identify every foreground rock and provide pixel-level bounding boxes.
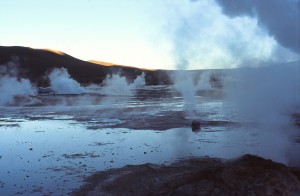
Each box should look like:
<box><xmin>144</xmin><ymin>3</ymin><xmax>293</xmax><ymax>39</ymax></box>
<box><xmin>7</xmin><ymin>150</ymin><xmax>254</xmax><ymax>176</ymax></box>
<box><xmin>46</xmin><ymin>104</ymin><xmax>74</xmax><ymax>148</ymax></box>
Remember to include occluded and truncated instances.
<box><xmin>73</xmin><ymin>154</ymin><xmax>300</xmax><ymax>196</ymax></box>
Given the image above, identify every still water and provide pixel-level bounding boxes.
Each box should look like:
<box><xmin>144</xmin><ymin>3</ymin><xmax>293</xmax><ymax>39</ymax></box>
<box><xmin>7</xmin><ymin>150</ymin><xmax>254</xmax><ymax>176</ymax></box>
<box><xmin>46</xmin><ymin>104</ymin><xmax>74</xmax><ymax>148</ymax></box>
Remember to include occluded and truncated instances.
<box><xmin>0</xmin><ymin>86</ymin><xmax>298</xmax><ymax>195</ymax></box>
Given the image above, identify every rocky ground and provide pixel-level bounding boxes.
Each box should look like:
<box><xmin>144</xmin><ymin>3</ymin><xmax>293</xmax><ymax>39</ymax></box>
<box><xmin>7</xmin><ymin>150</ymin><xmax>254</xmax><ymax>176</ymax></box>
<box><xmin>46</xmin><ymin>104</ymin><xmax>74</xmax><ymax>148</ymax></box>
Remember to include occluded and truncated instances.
<box><xmin>72</xmin><ymin>154</ymin><xmax>300</xmax><ymax>196</ymax></box>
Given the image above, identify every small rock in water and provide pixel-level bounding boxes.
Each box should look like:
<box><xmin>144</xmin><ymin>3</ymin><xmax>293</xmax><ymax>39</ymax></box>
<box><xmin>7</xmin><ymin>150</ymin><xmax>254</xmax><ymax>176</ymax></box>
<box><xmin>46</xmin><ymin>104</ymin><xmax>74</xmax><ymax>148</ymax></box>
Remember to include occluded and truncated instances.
<box><xmin>191</xmin><ymin>120</ymin><xmax>201</xmax><ymax>132</ymax></box>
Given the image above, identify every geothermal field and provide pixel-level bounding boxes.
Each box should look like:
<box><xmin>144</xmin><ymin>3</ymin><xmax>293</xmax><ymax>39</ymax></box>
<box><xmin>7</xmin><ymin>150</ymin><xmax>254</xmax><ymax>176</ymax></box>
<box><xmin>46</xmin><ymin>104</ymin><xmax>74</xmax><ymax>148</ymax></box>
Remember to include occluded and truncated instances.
<box><xmin>0</xmin><ymin>62</ymin><xmax>300</xmax><ymax>195</ymax></box>
<box><xmin>1</xmin><ymin>0</ymin><xmax>300</xmax><ymax>194</ymax></box>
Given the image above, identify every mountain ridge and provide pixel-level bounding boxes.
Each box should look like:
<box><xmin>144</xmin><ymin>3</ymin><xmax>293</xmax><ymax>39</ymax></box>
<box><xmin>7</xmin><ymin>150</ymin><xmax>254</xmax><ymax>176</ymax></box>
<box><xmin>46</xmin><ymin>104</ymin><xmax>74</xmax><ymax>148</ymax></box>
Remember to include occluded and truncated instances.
<box><xmin>0</xmin><ymin>46</ymin><xmax>172</xmax><ymax>86</ymax></box>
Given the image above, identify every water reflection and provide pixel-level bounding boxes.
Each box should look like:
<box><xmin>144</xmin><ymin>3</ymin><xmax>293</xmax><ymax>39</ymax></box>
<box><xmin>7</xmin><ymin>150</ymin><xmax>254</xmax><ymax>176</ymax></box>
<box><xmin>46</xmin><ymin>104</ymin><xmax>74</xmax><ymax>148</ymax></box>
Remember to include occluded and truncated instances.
<box><xmin>0</xmin><ymin>86</ymin><xmax>298</xmax><ymax>195</ymax></box>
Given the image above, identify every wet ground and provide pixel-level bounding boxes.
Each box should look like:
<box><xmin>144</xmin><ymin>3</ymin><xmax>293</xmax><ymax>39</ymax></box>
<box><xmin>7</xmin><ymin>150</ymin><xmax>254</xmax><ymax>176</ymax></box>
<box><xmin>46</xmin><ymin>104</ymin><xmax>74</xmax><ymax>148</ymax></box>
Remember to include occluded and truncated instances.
<box><xmin>0</xmin><ymin>86</ymin><xmax>299</xmax><ymax>195</ymax></box>
<box><xmin>72</xmin><ymin>154</ymin><xmax>300</xmax><ymax>196</ymax></box>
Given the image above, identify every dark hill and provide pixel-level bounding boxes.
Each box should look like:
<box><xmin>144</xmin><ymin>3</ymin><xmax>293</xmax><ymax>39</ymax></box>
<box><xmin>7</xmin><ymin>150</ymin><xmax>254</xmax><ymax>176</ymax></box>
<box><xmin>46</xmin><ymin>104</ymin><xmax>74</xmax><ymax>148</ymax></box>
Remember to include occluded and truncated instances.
<box><xmin>0</xmin><ymin>46</ymin><xmax>172</xmax><ymax>86</ymax></box>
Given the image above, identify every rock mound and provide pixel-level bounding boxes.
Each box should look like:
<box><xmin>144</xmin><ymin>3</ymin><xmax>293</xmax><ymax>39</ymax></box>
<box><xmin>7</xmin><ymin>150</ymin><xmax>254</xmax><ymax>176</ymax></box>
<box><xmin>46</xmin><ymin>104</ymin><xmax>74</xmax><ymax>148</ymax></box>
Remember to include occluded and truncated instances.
<box><xmin>73</xmin><ymin>154</ymin><xmax>300</xmax><ymax>195</ymax></box>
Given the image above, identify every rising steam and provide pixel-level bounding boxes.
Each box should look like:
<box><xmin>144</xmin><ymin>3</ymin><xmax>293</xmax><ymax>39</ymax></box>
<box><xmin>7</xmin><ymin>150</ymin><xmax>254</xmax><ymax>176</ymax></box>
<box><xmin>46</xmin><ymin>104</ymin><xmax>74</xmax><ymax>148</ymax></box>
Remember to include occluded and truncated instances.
<box><xmin>166</xmin><ymin>0</ymin><xmax>300</xmax><ymax>164</ymax></box>
<box><xmin>216</xmin><ymin>0</ymin><xmax>300</xmax><ymax>54</ymax></box>
<box><xmin>48</xmin><ymin>68</ymin><xmax>86</xmax><ymax>94</ymax></box>
<box><xmin>225</xmin><ymin>62</ymin><xmax>300</xmax><ymax>164</ymax></box>
<box><xmin>0</xmin><ymin>60</ymin><xmax>37</xmax><ymax>106</ymax></box>
<box><xmin>101</xmin><ymin>73</ymin><xmax>145</xmax><ymax>96</ymax></box>
<box><xmin>48</xmin><ymin>68</ymin><xmax>145</xmax><ymax>96</ymax></box>
<box><xmin>0</xmin><ymin>62</ymin><xmax>146</xmax><ymax>107</ymax></box>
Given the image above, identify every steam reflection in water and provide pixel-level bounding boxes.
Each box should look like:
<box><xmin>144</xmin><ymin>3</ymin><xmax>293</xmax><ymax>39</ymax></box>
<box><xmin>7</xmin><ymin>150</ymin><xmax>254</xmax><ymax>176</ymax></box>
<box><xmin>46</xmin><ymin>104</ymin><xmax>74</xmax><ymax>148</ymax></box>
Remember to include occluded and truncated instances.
<box><xmin>0</xmin><ymin>86</ymin><xmax>298</xmax><ymax>195</ymax></box>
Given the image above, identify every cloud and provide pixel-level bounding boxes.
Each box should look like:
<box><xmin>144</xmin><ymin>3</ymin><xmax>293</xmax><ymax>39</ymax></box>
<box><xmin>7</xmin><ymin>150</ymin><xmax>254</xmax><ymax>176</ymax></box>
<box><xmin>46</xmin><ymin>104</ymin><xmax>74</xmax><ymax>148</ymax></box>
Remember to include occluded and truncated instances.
<box><xmin>159</xmin><ymin>0</ymin><xmax>300</xmax><ymax>69</ymax></box>
<box><xmin>216</xmin><ymin>0</ymin><xmax>300</xmax><ymax>54</ymax></box>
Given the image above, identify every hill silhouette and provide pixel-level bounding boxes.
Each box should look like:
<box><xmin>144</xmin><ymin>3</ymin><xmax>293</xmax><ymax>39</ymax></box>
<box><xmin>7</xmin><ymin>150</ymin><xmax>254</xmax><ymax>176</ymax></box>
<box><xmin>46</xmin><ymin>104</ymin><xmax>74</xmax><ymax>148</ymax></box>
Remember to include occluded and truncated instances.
<box><xmin>0</xmin><ymin>46</ymin><xmax>172</xmax><ymax>86</ymax></box>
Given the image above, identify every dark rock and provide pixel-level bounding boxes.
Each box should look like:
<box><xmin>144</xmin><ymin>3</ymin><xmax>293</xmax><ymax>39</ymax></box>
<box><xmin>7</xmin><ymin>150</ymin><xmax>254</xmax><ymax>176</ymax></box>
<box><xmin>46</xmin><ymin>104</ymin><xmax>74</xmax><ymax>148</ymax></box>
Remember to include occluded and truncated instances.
<box><xmin>72</xmin><ymin>154</ymin><xmax>300</xmax><ymax>195</ymax></box>
<box><xmin>191</xmin><ymin>119</ymin><xmax>201</xmax><ymax>132</ymax></box>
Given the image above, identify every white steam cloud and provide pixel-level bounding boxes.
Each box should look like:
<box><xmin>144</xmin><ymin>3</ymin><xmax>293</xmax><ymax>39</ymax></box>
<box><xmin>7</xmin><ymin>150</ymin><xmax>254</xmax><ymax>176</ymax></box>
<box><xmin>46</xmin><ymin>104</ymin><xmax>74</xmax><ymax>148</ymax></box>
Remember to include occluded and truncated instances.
<box><xmin>161</xmin><ymin>0</ymin><xmax>299</xmax><ymax>69</ymax></box>
<box><xmin>48</xmin><ymin>68</ymin><xmax>86</xmax><ymax>94</ymax></box>
<box><xmin>0</xmin><ymin>59</ymin><xmax>36</xmax><ymax>106</ymax></box>
<box><xmin>164</xmin><ymin>0</ymin><xmax>300</xmax><ymax>163</ymax></box>
<box><xmin>0</xmin><ymin>64</ymin><xmax>146</xmax><ymax>107</ymax></box>
<box><xmin>101</xmin><ymin>73</ymin><xmax>145</xmax><ymax>96</ymax></box>
<box><xmin>0</xmin><ymin>76</ymin><xmax>36</xmax><ymax>105</ymax></box>
<box><xmin>216</xmin><ymin>0</ymin><xmax>300</xmax><ymax>54</ymax></box>
<box><xmin>173</xmin><ymin>72</ymin><xmax>197</xmax><ymax>117</ymax></box>
<box><xmin>47</xmin><ymin>67</ymin><xmax>145</xmax><ymax>98</ymax></box>
<box><xmin>225</xmin><ymin>62</ymin><xmax>300</xmax><ymax>163</ymax></box>
<box><xmin>196</xmin><ymin>71</ymin><xmax>213</xmax><ymax>91</ymax></box>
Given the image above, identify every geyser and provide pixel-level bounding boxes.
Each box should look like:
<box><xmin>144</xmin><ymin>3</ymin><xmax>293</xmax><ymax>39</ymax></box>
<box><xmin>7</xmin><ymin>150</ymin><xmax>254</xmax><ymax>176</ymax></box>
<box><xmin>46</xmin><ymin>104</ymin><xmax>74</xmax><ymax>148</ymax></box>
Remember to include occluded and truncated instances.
<box><xmin>0</xmin><ymin>60</ymin><xmax>37</xmax><ymax>106</ymax></box>
<box><xmin>48</xmin><ymin>68</ymin><xmax>86</xmax><ymax>94</ymax></box>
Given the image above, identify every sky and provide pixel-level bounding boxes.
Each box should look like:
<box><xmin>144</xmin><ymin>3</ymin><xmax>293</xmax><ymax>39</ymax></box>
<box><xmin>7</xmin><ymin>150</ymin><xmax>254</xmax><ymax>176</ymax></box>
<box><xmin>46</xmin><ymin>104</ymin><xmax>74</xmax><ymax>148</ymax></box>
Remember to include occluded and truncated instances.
<box><xmin>1</xmin><ymin>0</ymin><xmax>299</xmax><ymax>70</ymax></box>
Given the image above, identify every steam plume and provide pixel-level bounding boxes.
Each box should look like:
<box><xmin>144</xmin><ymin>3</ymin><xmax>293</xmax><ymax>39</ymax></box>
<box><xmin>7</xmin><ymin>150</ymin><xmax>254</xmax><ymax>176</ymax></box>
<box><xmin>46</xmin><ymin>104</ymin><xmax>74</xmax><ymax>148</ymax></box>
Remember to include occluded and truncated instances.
<box><xmin>0</xmin><ymin>59</ymin><xmax>36</xmax><ymax>106</ymax></box>
<box><xmin>48</xmin><ymin>68</ymin><xmax>86</xmax><ymax>94</ymax></box>
<box><xmin>101</xmin><ymin>73</ymin><xmax>145</xmax><ymax>96</ymax></box>
<box><xmin>225</xmin><ymin>62</ymin><xmax>300</xmax><ymax>163</ymax></box>
<box><xmin>216</xmin><ymin>0</ymin><xmax>300</xmax><ymax>53</ymax></box>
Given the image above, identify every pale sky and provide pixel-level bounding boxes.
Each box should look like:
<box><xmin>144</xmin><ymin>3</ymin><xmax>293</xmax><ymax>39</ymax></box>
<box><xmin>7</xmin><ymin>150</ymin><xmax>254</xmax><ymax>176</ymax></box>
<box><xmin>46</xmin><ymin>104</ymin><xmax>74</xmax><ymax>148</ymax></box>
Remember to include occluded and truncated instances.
<box><xmin>1</xmin><ymin>0</ymin><xmax>299</xmax><ymax>69</ymax></box>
